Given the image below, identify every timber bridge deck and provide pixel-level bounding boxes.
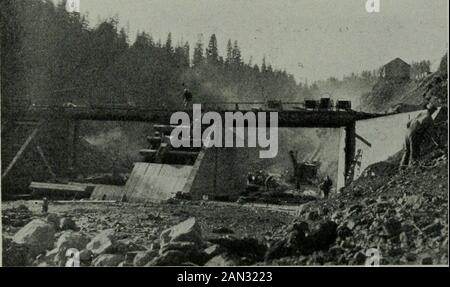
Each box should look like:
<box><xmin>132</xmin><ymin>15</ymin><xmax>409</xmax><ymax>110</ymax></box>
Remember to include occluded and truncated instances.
<box><xmin>4</xmin><ymin>102</ymin><xmax>381</xmax><ymax>128</ymax></box>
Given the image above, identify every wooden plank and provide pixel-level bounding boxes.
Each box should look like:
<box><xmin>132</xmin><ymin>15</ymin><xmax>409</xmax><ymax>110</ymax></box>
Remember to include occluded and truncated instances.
<box><xmin>51</xmin><ymin>200</ymin><xmax>116</xmax><ymax>204</ymax></box>
<box><xmin>2</xmin><ymin>121</ymin><xmax>44</xmax><ymax>179</ymax></box>
<box><xmin>153</xmin><ymin>124</ymin><xmax>190</xmax><ymax>134</ymax></box>
<box><xmin>29</xmin><ymin>182</ymin><xmax>88</xmax><ymax>192</ymax></box>
<box><xmin>166</xmin><ymin>150</ymin><xmax>198</xmax><ymax>156</ymax></box>
<box><xmin>355</xmin><ymin>133</ymin><xmax>372</xmax><ymax>148</ymax></box>
<box><xmin>139</xmin><ymin>149</ymin><xmax>158</xmax><ymax>156</ymax></box>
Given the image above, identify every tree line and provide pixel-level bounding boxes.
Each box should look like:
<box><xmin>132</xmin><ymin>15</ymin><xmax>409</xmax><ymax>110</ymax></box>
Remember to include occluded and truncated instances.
<box><xmin>1</xmin><ymin>0</ymin><xmax>312</xmax><ymax>112</ymax></box>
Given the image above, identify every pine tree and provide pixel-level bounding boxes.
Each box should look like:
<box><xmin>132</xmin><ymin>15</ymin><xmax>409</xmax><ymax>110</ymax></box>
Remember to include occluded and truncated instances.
<box><xmin>206</xmin><ymin>34</ymin><xmax>219</xmax><ymax>65</ymax></box>
<box><xmin>225</xmin><ymin>39</ymin><xmax>233</xmax><ymax>65</ymax></box>
<box><xmin>183</xmin><ymin>42</ymin><xmax>190</xmax><ymax>67</ymax></box>
<box><xmin>231</xmin><ymin>40</ymin><xmax>241</xmax><ymax>66</ymax></box>
<box><xmin>165</xmin><ymin>32</ymin><xmax>174</xmax><ymax>54</ymax></box>
<box><xmin>261</xmin><ymin>56</ymin><xmax>267</xmax><ymax>72</ymax></box>
<box><xmin>193</xmin><ymin>39</ymin><xmax>204</xmax><ymax>67</ymax></box>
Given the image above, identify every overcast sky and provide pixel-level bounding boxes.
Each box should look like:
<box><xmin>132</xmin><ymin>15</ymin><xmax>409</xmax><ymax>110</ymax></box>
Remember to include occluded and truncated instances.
<box><xmin>74</xmin><ymin>0</ymin><xmax>448</xmax><ymax>82</ymax></box>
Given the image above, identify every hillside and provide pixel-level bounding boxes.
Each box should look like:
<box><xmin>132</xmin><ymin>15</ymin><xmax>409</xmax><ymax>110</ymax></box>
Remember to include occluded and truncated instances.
<box><xmin>361</xmin><ymin>54</ymin><xmax>448</xmax><ymax>113</ymax></box>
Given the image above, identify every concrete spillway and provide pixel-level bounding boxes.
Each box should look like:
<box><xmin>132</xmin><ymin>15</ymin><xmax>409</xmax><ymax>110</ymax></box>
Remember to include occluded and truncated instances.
<box><xmin>122</xmin><ymin>163</ymin><xmax>193</xmax><ymax>202</ymax></box>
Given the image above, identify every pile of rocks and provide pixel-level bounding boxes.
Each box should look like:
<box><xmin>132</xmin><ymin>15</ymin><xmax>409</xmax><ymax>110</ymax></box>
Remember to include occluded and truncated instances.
<box><xmin>4</xmin><ymin>215</ymin><xmax>265</xmax><ymax>266</ymax></box>
<box><xmin>265</xmin><ymin>220</ymin><xmax>337</xmax><ymax>262</ymax></box>
<box><xmin>2</xmin><ymin>204</ymin><xmax>33</xmax><ymax>228</ymax></box>
<box><xmin>265</xmin><ymin>153</ymin><xmax>448</xmax><ymax>265</ymax></box>
<box><xmin>3</xmin><ymin>213</ymin><xmax>87</xmax><ymax>266</ymax></box>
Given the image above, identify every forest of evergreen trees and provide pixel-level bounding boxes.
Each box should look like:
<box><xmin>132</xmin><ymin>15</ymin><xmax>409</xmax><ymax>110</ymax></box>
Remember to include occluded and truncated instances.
<box><xmin>2</xmin><ymin>0</ymin><xmax>434</xmax><ymax>113</ymax></box>
<box><xmin>1</xmin><ymin>0</ymin><xmax>312</xmax><ymax>111</ymax></box>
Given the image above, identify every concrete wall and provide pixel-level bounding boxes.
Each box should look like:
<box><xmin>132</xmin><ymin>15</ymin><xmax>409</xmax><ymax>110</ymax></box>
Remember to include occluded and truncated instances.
<box><xmin>188</xmin><ymin>146</ymin><xmax>260</xmax><ymax>200</ymax></box>
<box><xmin>351</xmin><ymin>110</ymin><xmax>424</xmax><ymax>180</ymax></box>
<box><xmin>190</xmin><ymin>128</ymin><xmax>343</xmax><ymax>199</ymax></box>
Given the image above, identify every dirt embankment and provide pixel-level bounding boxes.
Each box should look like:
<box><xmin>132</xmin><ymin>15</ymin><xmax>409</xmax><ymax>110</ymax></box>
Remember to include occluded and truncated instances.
<box><xmin>266</xmin><ymin>147</ymin><xmax>448</xmax><ymax>265</ymax></box>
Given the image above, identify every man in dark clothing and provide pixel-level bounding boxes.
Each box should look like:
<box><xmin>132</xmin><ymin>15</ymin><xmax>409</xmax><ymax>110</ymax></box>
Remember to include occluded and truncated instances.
<box><xmin>320</xmin><ymin>176</ymin><xmax>333</xmax><ymax>199</ymax></box>
<box><xmin>399</xmin><ymin>103</ymin><xmax>437</xmax><ymax>169</ymax></box>
<box><xmin>42</xmin><ymin>197</ymin><xmax>49</xmax><ymax>213</ymax></box>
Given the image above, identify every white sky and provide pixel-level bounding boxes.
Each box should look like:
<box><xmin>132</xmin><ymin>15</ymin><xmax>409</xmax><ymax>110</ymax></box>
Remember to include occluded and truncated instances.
<box><xmin>72</xmin><ymin>0</ymin><xmax>448</xmax><ymax>82</ymax></box>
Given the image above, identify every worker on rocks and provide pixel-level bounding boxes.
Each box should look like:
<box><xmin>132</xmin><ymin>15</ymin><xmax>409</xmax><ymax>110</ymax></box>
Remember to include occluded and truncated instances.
<box><xmin>399</xmin><ymin>103</ymin><xmax>437</xmax><ymax>169</ymax></box>
<box><xmin>320</xmin><ymin>176</ymin><xmax>333</xmax><ymax>199</ymax></box>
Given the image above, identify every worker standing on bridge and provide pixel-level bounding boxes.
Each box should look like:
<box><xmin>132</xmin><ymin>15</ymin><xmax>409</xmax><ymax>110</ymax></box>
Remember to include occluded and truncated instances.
<box><xmin>181</xmin><ymin>83</ymin><xmax>193</xmax><ymax>108</ymax></box>
<box><xmin>399</xmin><ymin>103</ymin><xmax>437</xmax><ymax>169</ymax></box>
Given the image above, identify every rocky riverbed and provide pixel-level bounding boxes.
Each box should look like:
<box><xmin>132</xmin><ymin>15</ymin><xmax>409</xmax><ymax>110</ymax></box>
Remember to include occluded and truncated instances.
<box><xmin>2</xmin><ymin>150</ymin><xmax>448</xmax><ymax>266</ymax></box>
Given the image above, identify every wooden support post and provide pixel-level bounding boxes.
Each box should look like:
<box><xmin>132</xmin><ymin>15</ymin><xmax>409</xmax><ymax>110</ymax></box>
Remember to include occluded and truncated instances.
<box><xmin>2</xmin><ymin>121</ymin><xmax>43</xmax><ymax>179</ymax></box>
<box><xmin>72</xmin><ymin>121</ymin><xmax>80</xmax><ymax>173</ymax></box>
<box><xmin>344</xmin><ymin>122</ymin><xmax>356</xmax><ymax>185</ymax></box>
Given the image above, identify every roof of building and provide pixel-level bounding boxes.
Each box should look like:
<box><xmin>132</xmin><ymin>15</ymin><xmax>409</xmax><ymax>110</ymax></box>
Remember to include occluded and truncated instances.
<box><xmin>384</xmin><ymin>57</ymin><xmax>411</xmax><ymax>68</ymax></box>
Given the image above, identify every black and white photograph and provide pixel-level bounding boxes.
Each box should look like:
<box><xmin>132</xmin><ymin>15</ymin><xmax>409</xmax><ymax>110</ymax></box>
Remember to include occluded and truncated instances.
<box><xmin>0</xmin><ymin>0</ymin><xmax>448</xmax><ymax>269</ymax></box>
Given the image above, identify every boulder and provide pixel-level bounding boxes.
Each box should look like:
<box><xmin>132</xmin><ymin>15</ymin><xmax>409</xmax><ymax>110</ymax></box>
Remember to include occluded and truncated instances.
<box><xmin>309</xmin><ymin>221</ymin><xmax>338</xmax><ymax>251</ymax></box>
<box><xmin>264</xmin><ymin>238</ymin><xmax>293</xmax><ymax>262</ymax></box>
<box><xmin>86</xmin><ymin>229</ymin><xmax>116</xmax><ymax>255</ymax></box>
<box><xmin>34</xmin><ymin>248</ymin><xmax>58</xmax><ymax>267</ymax></box>
<box><xmin>423</xmin><ymin>221</ymin><xmax>443</xmax><ymax>237</ymax></box>
<box><xmin>13</xmin><ymin>219</ymin><xmax>55</xmax><ymax>257</ymax></box>
<box><xmin>403</xmin><ymin>195</ymin><xmax>423</xmax><ymax>209</ymax></box>
<box><xmin>383</xmin><ymin>218</ymin><xmax>402</xmax><ymax>237</ymax></box>
<box><xmin>133</xmin><ymin>250</ymin><xmax>159</xmax><ymax>266</ymax></box>
<box><xmin>118</xmin><ymin>260</ymin><xmax>134</xmax><ymax>267</ymax></box>
<box><xmin>212</xmin><ymin>227</ymin><xmax>234</xmax><ymax>234</ymax></box>
<box><xmin>160</xmin><ymin>217</ymin><xmax>202</xmax><ymax>246</ymax></box>
<box><xmin>46</xmin><ymin>213</ymin><xmax>61</xmax><ymax>230</ymax></box>
<box><xmin>115</xmin><ymin>239</ymin><xmax>146</xmax><ymax>254</ymax></box>
<box><xmin>92</xmin><ymin>254</ymin><xmax>124</xmax><ymax>267</ymax></box>
<box><xmin>79</xmin><ymin>249</ymin><xmax>93</xmax><ymax>264</ymax></box>
<box><xmin>209</xmin><ymin>237</ymin><xmax>267</xmax><ymax>262</ymax></box>
<box><xmin>160</xmin><ymin>241</ymin><xmax>207</xmax><ymax>265</ymax></box>
<box><xmin>306</xmin><ymin>210</ymin><xmax>319</xmax><ymax>221</ymax></box>
<box><xmin>2</xmin><ymin>237</ymin><xmax>30</xmax><ymax>266</ymax></box>
<box><xmin>421</xmin><ymin>256</ymin><xmax>433</xmax><ymax>265</ymax></box>
<box><xmin>54</xmin><ymin>231</ymin><xmax>90</xmax><ymax>266</ymax></box>
<box><xmin>55</xmin><ymin>231</ymin><xmax>90</xmax><ymax>250</ymax></box>
<box><xmin>146</xmin><ymin>250</ymin><xmax>187</xmax><ymax>266</ymax></box>
<box><xmin>205</xmin><ymin>253</ymin><xmax>239</xmax><ymax>266</ymax></box>
<box><xmin>59</xmin><ymin>217</ymin><xmax>78</xmax><ymax>231</ymax></box>
<box><xmin>351</xmin><ymin>251</ymin><xmax>367</xmax><ymax>265</ymax></box>
<box><xmin>265</xmin><ymin>222</ymin><xmax>309</xmax><ymax>261</ymax></box>
<box><xmin>337</xmin><ymin>226</ymin><xmax>353</xmax><ymax>239</ymax></box>
<box><xmin>204</xmin><ymin>244</ymin><xmax>223</xmax><ymax>258</ymax></box>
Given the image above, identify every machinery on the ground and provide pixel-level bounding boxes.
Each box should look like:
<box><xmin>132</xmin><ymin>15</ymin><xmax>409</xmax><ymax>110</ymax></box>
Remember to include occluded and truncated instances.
<box><xmin>288</xmin><ymin>150</ymin><xmax>321</xmax><ymax>190</ymax></box>
<box><xmin>245</xmin><ymin>170</ymin><xmax>282</xmax><ymax>193</ymax></box>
